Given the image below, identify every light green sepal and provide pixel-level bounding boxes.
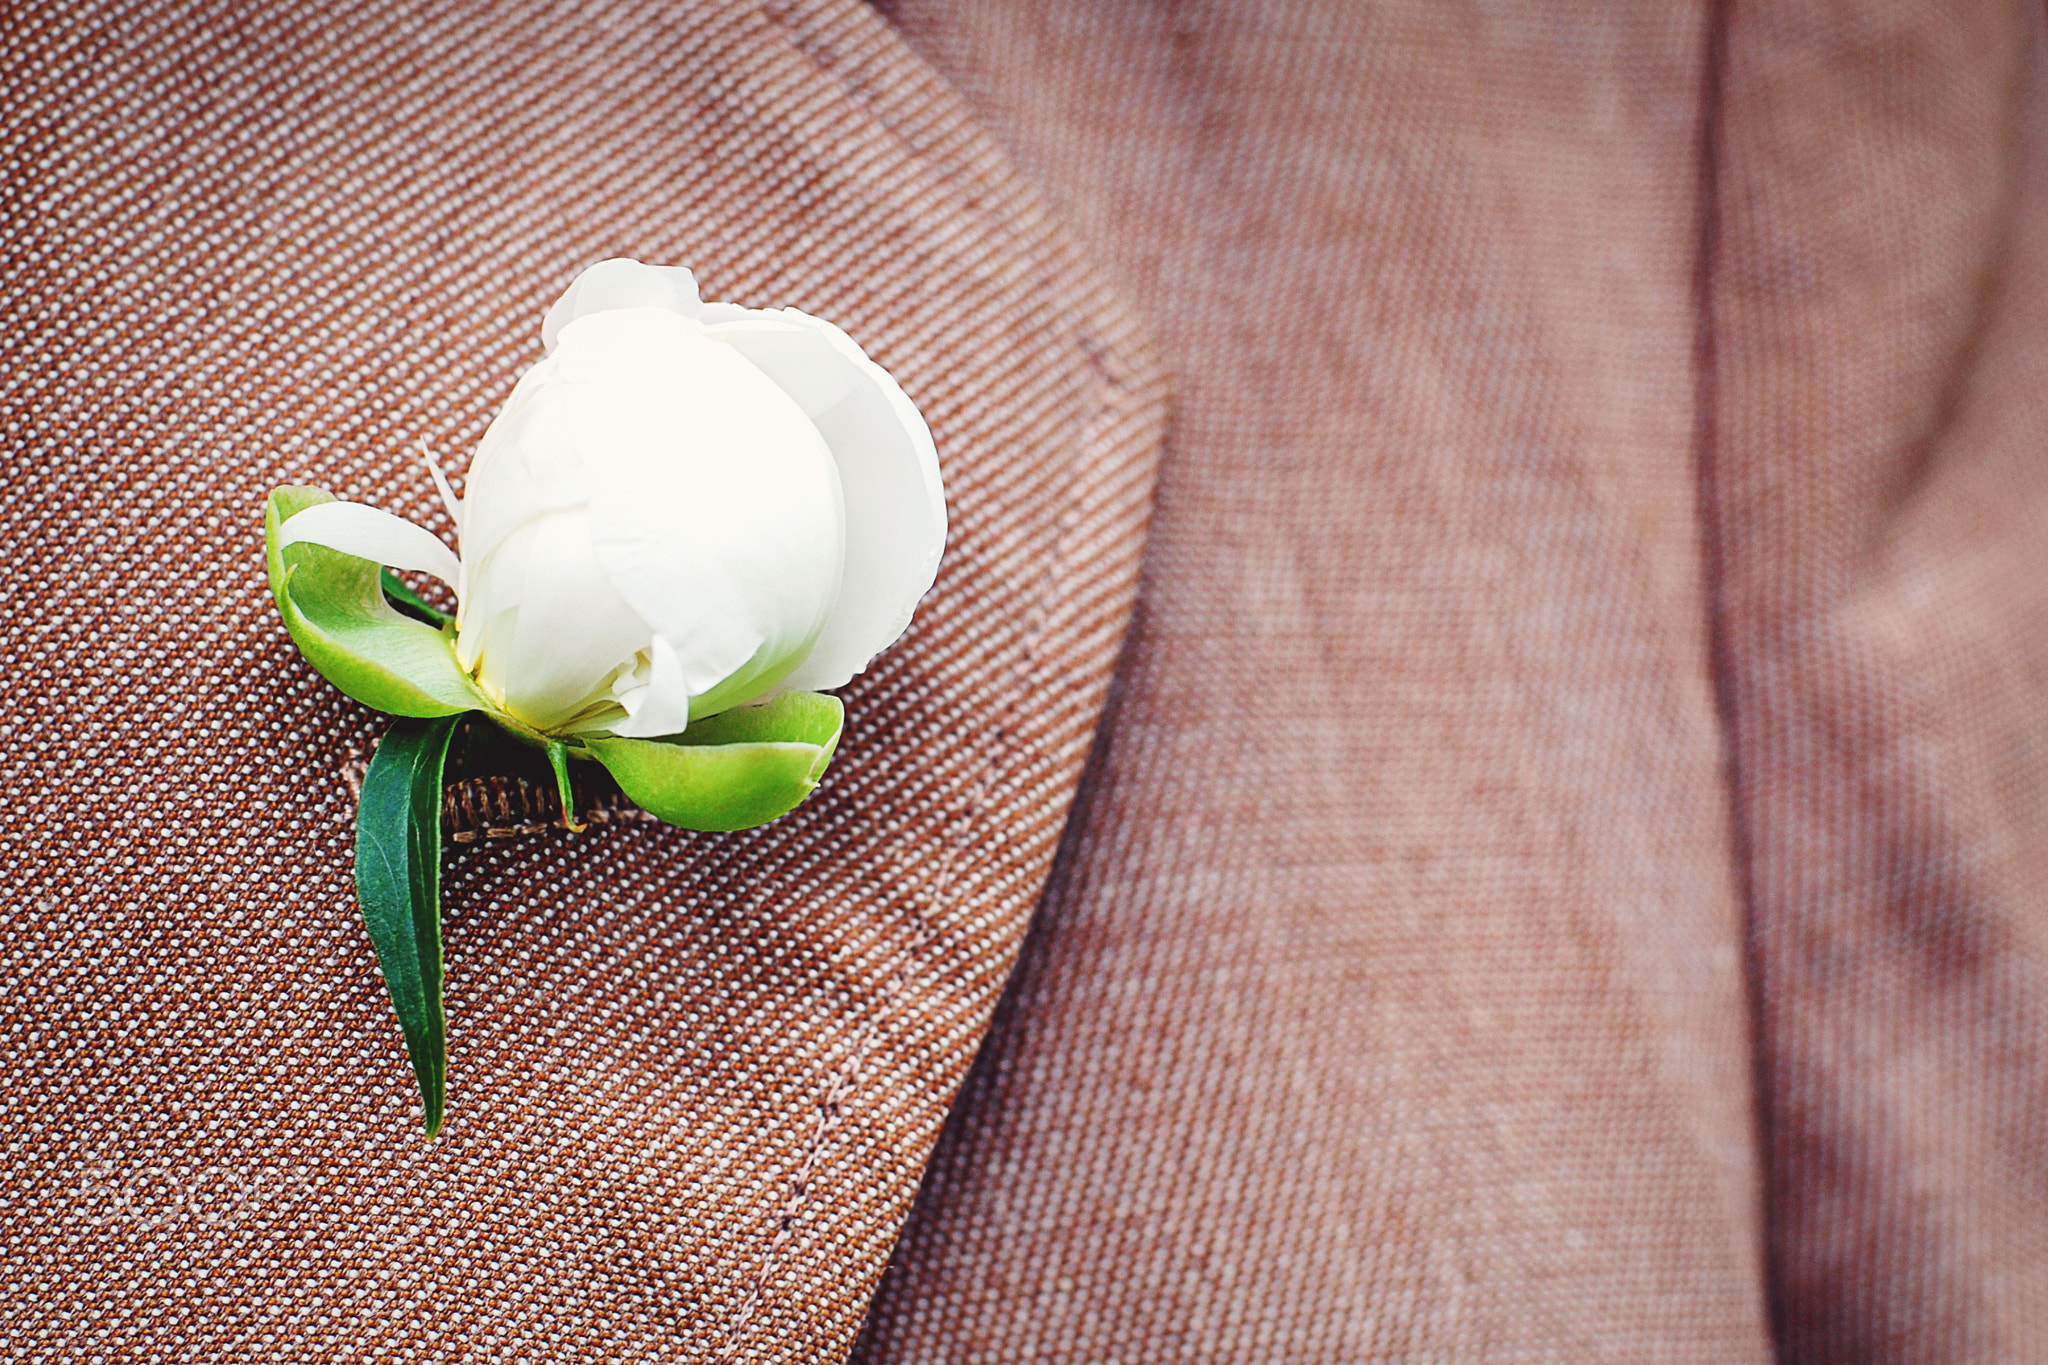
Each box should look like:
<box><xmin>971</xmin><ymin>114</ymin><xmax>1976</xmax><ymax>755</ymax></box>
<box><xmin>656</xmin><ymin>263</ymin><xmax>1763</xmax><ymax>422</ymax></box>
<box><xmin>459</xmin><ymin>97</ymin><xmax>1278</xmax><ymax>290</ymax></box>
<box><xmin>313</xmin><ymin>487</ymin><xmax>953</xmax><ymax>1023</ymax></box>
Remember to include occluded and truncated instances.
<box><xmin>583</xmin><ymin>692</ymin><xmax>844</xmax><ymax>832</ymax></box>
<box><xmin>264</xmin><ymin>486</ymin><xmax>486</xmax><ymax>718</ymax></box>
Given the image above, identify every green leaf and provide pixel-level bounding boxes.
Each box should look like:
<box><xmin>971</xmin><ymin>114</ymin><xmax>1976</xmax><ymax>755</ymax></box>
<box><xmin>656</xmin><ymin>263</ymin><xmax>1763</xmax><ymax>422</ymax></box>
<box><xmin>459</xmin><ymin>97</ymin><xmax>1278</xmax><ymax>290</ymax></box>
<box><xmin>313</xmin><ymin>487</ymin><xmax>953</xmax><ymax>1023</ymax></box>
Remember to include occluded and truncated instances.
<box><xmin>380</xmin><ymin>566</ymin><xmax>453</xmax><ymax>627</ymax></box>
<box><xmin>264</xmin><ymin>486</ymin><xmax>485</xmax><ymax>718</ymax></box>
<box><xmin>355</xmin><ymin>713</ymin><xmax>464</xmax><ymax>1138</ymax></box>
<box><xmin>583</xmin><ymin>691</ymin><xmax>844</xmax><ymax>832</ymax></box>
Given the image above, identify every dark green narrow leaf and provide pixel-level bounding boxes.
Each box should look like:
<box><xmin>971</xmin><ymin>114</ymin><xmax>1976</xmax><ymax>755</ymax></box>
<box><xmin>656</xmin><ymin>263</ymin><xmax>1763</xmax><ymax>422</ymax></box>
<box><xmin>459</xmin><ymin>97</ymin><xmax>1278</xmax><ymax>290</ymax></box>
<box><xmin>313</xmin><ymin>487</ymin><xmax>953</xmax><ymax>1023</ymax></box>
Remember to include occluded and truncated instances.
<box><xmin>380</xmin><ymin>566</ymin><xmax>453</xmax><ymax>627</ymax></box>
<box><xmin>355</xmin><ymin>713</ymin><xmax>465</xmax><ymax>1137</ymax></box>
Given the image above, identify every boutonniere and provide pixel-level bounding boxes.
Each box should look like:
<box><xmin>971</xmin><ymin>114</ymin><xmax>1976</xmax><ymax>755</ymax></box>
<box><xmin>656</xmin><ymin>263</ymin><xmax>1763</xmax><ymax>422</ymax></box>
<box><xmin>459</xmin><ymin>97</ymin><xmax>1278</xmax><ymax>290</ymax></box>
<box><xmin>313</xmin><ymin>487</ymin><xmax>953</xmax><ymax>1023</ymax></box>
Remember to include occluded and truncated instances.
<box><xmin>264</xmin><ymin>259</ymin><xmax>945</xmax><ymax>1135</ymax></box>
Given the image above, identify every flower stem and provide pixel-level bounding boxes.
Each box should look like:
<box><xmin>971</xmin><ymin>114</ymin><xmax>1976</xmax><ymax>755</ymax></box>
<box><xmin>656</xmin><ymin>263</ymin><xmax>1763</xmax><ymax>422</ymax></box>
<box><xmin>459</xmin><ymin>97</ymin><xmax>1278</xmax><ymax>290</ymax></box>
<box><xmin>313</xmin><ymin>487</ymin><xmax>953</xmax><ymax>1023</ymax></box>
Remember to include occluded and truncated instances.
<box><xmin>544</xmin><ymin>739</ymin><xmax>585</xmax><ymax>833</ymax></box>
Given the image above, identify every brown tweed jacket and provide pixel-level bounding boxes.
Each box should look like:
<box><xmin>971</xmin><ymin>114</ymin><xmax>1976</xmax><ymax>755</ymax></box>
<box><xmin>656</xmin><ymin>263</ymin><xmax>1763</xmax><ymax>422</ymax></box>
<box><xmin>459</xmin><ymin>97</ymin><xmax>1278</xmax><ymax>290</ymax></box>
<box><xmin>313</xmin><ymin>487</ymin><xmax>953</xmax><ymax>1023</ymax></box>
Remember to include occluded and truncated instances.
<box><xmin>4</xmin><ymin>1</ymin><xmax>2045</xmax><ymax>1361</ymax></box>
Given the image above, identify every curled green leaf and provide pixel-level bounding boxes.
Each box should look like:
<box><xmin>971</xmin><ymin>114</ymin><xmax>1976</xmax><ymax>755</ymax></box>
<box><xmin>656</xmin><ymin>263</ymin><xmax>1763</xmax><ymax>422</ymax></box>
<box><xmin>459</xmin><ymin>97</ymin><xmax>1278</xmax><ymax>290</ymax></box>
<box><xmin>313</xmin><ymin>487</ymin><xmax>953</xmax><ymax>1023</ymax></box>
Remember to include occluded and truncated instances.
<box><xmin>379</xmin><ymin>566</ymin><xmax>454</xmax><ymax>627</ymax></box>
<box><xmin>583</xmin><ymin>691</ymin><xmax>843</xmax><ymax>832</ymax></box>
<box><xmin>264</xmin><ymin>486</ymin><xmax>485</xmax><ymax>718</ymax></box>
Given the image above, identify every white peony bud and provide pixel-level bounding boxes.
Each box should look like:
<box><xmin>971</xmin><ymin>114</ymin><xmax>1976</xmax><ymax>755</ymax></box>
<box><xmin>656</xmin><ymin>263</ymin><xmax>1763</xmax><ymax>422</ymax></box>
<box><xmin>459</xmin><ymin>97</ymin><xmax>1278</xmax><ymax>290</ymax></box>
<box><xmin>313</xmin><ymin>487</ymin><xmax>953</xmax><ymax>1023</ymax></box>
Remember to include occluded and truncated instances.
<box><xmin>278</xmin><ymin>259</ymin><xmax>946</xmax><ymax>739</ymax></box>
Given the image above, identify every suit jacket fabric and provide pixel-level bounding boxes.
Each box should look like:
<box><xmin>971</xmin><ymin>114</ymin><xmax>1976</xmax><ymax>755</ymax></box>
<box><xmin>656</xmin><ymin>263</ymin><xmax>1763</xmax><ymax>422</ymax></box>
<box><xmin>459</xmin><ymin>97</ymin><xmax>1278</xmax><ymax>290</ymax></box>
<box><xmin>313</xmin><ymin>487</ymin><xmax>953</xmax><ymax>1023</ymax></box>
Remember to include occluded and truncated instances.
<box><xmin>3</xmin><ymin>2</ymin><xmax>1164</xmax><ymax>1357</ymax></box>
<box><xmin>860</xmin><ymin>3</ymin><xmax>2048</xmax><ymax>1360</ymax></box>
<box><xmin>5</xmin><ymin>1</ymin><xmax>2047</xmax><ymax>1362</ymax></box>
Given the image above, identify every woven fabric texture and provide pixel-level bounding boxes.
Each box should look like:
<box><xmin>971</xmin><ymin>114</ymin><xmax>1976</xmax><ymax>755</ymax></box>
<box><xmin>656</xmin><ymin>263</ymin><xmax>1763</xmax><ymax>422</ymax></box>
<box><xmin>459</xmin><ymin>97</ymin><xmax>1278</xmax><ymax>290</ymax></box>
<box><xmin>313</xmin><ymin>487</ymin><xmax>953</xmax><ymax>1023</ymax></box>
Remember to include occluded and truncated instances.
<box><xmin>0</xmin><ymin>1</ymin><xmax>1164</xmax><ymax>1360</ymax></box>
<box><xmin>859</xmin><ymin>3</ymin><xmax>1771</xmax><ymax>1360</ymax></box>
<box><xmin>1714</xmin><ymin>1</ymin><xmax>2048</xmax><ymax>1357</ymax></box>
<box><xmin>9</xmin><ymin>0</ymin><xmax>2048</xmax><ymax>1360</ymax></box>
<box><xmin>853</xmin><ymin>1</ymin><xmax>2048</xmax><ymax>1362</ymax></box>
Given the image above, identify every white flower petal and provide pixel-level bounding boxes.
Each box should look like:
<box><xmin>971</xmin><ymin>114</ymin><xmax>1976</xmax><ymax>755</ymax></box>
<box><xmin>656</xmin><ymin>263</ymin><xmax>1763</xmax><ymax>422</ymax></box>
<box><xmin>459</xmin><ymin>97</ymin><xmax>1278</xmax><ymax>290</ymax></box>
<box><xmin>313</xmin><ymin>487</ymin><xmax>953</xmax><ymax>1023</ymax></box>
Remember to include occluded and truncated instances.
<box><xmin>462</xmin><ymin>604</ymin><xmax>522</xmax><ymax>705</ymax></box>
<box><xmin>540</xmin><ymin>258</ymin><xmax>703</xmax><ymax>353</ymax></box>
<box><xmin>454</xmin><ymin>528</ymin><xmax>529</xmax><ymax>671</ymax></box>
<box><xmin>567</xmin><ymin>311</ymin><xmax>846</xmax><ymax>714</ymax></box>
<box><xmin>610</xmin><ymin>634</ymin><xmax>692</xmax><ymax>738</ymax></box>
<box><xmin>459</xmin><ymin>368</ymin><xmax>593</xmax><ymax>583</ymax></box>
<box><xmin>278</xmin><ymin>500</ymin><xmax>462</xmax><ymax>590</ymax></box>
<box><xmin>417</xmin><ymin>437</ymin><xmax>463</xmax><ymax>535</ymax></box>
<box><xmin>704</xmin><ymin>308</ymin><xmax>945</xmax><ymax>692</ymax></box>
<box><xmin>484</xmin><ymin>508</ymin><xmax>653</xmax><ymax>731</ymax></box>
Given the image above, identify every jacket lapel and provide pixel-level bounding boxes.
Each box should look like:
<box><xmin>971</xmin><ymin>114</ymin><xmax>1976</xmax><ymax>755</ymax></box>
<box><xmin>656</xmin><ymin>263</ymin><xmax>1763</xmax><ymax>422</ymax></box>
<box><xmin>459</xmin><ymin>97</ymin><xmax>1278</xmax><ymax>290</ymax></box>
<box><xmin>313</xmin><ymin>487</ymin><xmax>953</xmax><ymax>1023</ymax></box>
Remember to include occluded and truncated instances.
<box><xmin>0</xmin><ymin>1</ymin><xmax>1164</xmax><ymax>1357</ymax></box>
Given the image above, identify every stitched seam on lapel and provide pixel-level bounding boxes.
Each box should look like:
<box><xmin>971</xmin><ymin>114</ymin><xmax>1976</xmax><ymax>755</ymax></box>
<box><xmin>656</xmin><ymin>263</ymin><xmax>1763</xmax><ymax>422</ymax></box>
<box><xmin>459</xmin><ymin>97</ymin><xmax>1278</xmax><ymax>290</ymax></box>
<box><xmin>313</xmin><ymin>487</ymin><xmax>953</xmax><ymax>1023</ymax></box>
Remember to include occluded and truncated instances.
<box><xmin>718</xmin><ymin>368</ymin><xmax>1102</xmax><ymax>1356</ymax></box>
<box><xmin>706</xmin><ymin>7</ymin><xmax>1169</xmax><ymax>1357</ymax></box>
<box><xmin>724</xmin><ymin>314</ymin><xmax>1163</xmax><ymax>1359</ymax></box>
